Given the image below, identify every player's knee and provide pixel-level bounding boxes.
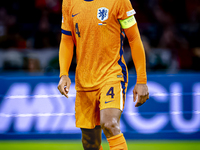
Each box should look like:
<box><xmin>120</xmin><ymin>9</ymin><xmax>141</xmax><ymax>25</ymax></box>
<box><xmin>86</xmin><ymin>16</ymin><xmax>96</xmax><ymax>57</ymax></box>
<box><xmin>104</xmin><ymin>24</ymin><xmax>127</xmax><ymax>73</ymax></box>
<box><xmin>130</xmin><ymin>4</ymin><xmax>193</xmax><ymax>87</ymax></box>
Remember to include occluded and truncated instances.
<box><xmin>82</xmin><ymin>136</ymin><xmax>100</xmax><ymax>150</ymax></box>
<box><xmin>101</xmin><ymin>119</ymin><xmax>120</xmax><ymax>136</ymax></box>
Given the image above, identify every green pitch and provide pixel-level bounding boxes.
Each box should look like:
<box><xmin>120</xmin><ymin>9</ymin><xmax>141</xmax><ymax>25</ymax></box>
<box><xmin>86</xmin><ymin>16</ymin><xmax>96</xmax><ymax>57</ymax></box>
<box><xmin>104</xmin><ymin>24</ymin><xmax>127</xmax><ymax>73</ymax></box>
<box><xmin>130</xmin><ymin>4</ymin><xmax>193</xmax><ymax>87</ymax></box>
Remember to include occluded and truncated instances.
<box><xmin>0</xmin><ymin>140</ymin><xmax>200</xmax><ymax>150</ymax></box>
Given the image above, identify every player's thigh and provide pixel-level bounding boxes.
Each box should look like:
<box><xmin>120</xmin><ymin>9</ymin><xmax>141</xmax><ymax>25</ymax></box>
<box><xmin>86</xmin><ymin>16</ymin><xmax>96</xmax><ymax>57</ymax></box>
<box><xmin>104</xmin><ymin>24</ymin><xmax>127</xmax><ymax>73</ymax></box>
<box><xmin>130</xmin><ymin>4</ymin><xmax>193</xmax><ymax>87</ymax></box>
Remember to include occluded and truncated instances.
<box><xmin>100</xmin><ymin>108</ymin><xmax>122</xmax><ymax>125</ymax></box>
<box><xmin>100</xmin><ymin>81</ymin><xmax>127</xmax><ymax>111</ymax></box>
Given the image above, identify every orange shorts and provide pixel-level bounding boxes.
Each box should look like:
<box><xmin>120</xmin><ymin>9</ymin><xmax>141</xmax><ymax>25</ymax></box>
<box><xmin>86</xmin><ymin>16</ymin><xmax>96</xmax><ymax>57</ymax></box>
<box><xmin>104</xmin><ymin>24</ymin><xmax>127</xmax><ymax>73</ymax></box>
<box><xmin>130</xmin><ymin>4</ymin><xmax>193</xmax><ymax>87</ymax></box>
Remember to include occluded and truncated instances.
<box><xmin>75</xmin><ymin>81</ymin><xmax>127</xmax><ymax>129</ymax></box>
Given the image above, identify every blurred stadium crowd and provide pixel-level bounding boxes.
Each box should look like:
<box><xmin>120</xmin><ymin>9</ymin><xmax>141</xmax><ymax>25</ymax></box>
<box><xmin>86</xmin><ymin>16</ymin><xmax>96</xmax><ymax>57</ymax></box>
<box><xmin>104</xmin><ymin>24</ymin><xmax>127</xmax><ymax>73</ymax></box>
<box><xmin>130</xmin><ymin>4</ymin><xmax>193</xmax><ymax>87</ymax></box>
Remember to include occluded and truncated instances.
<box><xmin>0</xmin><ymin>0</ymin><xmax>200</xmax><ymax>74</ymax></box>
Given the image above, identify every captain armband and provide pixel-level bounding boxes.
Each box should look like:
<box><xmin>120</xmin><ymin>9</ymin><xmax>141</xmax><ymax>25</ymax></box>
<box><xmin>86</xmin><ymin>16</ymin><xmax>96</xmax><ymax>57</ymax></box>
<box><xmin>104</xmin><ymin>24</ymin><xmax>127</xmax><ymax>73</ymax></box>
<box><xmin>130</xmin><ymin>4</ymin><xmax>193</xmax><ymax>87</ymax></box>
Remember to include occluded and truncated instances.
<box><xmin>119</xmin><ymin>16</ymin><xmax>136</xmax><ymax>29</ymax></box>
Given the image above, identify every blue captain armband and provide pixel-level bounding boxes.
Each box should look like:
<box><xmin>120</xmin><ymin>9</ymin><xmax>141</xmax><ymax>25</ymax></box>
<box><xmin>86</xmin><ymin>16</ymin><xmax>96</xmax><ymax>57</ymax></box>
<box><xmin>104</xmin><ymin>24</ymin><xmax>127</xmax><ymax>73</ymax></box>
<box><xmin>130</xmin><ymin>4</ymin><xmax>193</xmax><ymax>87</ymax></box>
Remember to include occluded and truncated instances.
<box><xmin>61</xmin><ymin>29</ymin><xmax>72</xmax><ymax>36</ymax></box>
<box><xmin>119</xmin><ymin>16</ymin><xmax>136</xmax><ymax>29</ymax></box>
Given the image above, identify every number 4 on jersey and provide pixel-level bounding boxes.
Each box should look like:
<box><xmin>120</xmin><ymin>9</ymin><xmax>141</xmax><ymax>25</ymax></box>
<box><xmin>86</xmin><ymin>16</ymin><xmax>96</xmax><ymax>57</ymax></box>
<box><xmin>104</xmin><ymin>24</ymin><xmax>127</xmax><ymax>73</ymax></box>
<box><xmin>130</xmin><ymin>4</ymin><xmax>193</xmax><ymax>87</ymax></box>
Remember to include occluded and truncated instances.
<box><xmin>106</xmin><ymin>87</ymin><xmax>115</xmax><ymax>98</ymax></box>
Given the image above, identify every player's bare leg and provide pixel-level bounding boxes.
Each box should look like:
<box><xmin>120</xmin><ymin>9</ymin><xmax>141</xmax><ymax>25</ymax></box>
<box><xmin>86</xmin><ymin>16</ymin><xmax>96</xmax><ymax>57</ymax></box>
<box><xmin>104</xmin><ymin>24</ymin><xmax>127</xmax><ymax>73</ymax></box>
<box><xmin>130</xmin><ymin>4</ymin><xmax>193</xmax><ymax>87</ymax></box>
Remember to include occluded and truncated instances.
<box><xmin>81</xmin><ymin>125</ymin><xmax>102</xmax><ymax>150</ymax></box>
<box><xmin>100</xmin><ymin>108</ymin><xmax>128</xmax><ymax>150</ymax></box>
<box><xmin>100</xmin><ymin>108</ymin><xmax>121</xmax><ymax>138</ymax></box>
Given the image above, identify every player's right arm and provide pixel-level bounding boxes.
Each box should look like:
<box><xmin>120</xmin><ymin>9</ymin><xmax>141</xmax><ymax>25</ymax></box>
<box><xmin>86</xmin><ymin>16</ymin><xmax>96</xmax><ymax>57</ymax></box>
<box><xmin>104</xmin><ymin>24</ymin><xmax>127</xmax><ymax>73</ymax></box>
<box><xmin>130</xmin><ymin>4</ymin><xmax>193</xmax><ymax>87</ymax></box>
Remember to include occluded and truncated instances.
<box><xmin>57</xmin><ymin>0</ymin><xmax>74</xmax><ymax>98</ymax></box>
<box><xmin>57</xmin><ymin>34</ymin><xmax>74</xmax><ymax>98</ymax></box>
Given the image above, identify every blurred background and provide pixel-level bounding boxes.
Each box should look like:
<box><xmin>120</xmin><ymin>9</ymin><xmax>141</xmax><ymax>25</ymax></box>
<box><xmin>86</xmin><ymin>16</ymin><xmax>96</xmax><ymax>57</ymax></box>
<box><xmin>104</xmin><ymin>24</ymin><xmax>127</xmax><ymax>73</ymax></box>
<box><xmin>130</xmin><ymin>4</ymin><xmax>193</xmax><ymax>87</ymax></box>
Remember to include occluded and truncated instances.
<box><xmin>0</xmin><ymin>0</ymin><xmax>200</xmax><ymax>74</ymax></box>
<box><xmin>0</xmin><ymin>0</ymin><xmax>200</xmax><ymax>149</ymax></box>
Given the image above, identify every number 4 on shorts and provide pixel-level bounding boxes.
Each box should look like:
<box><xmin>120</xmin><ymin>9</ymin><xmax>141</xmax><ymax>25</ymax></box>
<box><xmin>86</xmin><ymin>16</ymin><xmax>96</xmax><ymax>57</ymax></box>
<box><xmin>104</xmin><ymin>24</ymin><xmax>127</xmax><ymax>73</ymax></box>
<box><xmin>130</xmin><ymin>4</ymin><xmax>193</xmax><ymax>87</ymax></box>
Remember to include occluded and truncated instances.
<box><xmin>106</xmin><ymin>87</ymin><xmax>115</xmax><ymax>98</ymax></box>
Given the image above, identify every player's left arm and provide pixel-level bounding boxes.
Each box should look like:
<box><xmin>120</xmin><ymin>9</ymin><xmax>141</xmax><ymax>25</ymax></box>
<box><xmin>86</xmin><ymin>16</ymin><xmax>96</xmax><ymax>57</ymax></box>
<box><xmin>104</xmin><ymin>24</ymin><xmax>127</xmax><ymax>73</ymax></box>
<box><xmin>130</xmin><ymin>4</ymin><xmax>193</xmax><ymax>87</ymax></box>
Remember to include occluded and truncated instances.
<box><xmin>120</xmin><ymin>16</ymin><xmax>149</xmax><ymax>107</ymax></box>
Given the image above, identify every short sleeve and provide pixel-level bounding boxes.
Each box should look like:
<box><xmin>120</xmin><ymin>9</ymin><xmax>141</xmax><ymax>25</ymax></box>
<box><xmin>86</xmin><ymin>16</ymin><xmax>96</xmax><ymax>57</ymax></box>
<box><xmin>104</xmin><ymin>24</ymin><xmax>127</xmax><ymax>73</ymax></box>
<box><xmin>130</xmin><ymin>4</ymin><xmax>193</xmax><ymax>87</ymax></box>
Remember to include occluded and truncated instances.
<box><xmin>117</xmin><ymin>0</ymin><xmax>136</xmax><ymax>20</ymax></box>
<box><xmin>61</xmin><ymin>0</ymin><xmax>72</xmax><ymax>35</ymax></box>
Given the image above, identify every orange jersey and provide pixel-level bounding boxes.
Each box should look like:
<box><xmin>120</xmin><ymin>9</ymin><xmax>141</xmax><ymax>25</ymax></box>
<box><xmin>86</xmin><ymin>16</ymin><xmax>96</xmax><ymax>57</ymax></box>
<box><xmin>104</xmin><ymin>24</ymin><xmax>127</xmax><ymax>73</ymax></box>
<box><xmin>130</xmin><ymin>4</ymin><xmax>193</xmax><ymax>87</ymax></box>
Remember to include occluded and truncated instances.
<box><xmin>62</xmin><ymin>0</ymin><xmax>136</xmax><ymax>91</ymax></box>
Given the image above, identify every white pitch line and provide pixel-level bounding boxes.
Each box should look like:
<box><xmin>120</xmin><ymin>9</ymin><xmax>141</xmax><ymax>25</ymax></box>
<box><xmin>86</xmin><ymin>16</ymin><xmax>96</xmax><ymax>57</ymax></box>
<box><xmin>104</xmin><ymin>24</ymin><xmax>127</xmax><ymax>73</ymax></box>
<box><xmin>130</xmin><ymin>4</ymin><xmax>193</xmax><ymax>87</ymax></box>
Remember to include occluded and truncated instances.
<box><xmin>0</xmin><ymin>111</ymin><xmax>200</xmax><ymax>118</ymax></box>
<box><xmin>3</xmin><ymin>94</ymin><xmax>76</xmax><ymax>99</ymax></box>
<box><xmin>0</xmin><ymin>113</ymin><xmax>75</xmax><ymax>117</ymax></box>
<box><xmin>2</xmin><ymin>92</ymin><xmax>200</xmax><ymax>99</ymax></box>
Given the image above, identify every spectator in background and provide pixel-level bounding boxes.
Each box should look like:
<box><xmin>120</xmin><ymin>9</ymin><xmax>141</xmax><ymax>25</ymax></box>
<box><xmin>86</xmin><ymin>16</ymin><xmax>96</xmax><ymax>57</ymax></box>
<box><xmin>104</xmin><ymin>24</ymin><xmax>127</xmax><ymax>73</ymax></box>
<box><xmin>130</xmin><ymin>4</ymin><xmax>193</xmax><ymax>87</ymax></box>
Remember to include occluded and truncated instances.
<box><xmin>34</xmin><ymin>10</ymin><xmax>58</xmax><ymax>49</ymax></box>
<box><xmin>34</xmin><ymin>0</ymin><xmax>61</xmax><ymax>49</ymax></box>
<box><xmin>27</xmin><ymin>57</ymin><xmax>41</xmax><ymax>73</ymax></box>
<box><xmin>3</xmin><ymin>50</ymin><xmax>23</xmax><ymax>70</ymax></box>
<box><xmin>23</xmin><ymin>53</ymin><xmax>41</xmax><ymax>73</ymax></box>
<box><xmin>192</xmin><ymin>47</ymin><xmax>200</xmax><ymax>71</ymax></box>
<box><xmin>142</xmin><ymin>35</ymin><xmax>178</xmax><ymax>73</ymax></box>
<box><xmin>0</xmin><ymin>0</ymin><xmax>200</xmax><ymax>73</ymax></box>
<box><xmin>158</xmin><ymin>26</ymin><xmax>191</xmax><ymax>70</ymax></box>
<box><xmin>35</xmin><ymin>0</ymin><xmax>61</xmax><ymax>14</ymax></box>
<box><xmin>0</xmin><ymin>7</ymin><xmax>7</xmax><ymax>37</ymax></box>
<box><xmin>0</xmin><ymin>7</ymin><xmax>19</xmax><ymax>49</ymax></box>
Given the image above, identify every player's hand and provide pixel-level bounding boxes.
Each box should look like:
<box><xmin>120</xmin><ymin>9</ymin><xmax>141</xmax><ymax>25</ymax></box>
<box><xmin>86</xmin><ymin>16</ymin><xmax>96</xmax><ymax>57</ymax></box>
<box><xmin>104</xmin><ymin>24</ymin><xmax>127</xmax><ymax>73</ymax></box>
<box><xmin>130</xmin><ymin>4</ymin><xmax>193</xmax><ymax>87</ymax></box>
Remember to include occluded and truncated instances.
<box><xmin>133</xmin><ymin>84</ymin><xmax>149</xmax><ymax>107</ymax></box>
<box><xmin>58</xmin><ymin>75</ymin><xmax>71</xmax><ymax>98</ymax></box>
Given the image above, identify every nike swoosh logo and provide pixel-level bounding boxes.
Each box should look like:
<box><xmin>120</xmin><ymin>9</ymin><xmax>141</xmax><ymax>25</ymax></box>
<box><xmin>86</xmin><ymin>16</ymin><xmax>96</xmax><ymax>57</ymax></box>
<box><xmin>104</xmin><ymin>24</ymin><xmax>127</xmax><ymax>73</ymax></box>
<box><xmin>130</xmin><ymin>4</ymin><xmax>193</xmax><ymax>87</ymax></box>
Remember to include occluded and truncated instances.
<box><xmin>105</xmin><ymin>100</ymin><xmax>114</xmax><ymax>104</ymax></box>
<box><xmin>72</xmin><ymin>13</ymin><xmax>80</xmax><ymax>17</ymax></box>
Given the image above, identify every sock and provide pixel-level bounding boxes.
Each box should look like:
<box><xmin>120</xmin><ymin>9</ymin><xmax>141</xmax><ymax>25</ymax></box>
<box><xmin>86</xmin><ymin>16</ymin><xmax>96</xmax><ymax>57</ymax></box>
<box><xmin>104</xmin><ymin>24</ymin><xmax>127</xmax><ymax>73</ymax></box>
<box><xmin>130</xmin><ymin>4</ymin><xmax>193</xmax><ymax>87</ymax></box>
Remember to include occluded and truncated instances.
<box><xmin>107</xmin><ymin>133</ymin><xmax>128</xmax><ymax>150</ymax></box>
<box><xmin>99</xmin><ymin>145</ymin><xmax>103</xmax><ymax>150</ymax></box>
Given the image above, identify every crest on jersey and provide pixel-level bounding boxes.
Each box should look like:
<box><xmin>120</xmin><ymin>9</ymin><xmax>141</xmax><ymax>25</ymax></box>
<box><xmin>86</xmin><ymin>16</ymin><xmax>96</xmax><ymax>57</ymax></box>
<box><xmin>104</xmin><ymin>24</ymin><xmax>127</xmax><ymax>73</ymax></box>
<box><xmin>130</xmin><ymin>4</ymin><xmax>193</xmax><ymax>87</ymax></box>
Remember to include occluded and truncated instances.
<box><xmin>97</xmin><ymin>7</ymin><xmax>109</xmax><ymax>22</ymax></box>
